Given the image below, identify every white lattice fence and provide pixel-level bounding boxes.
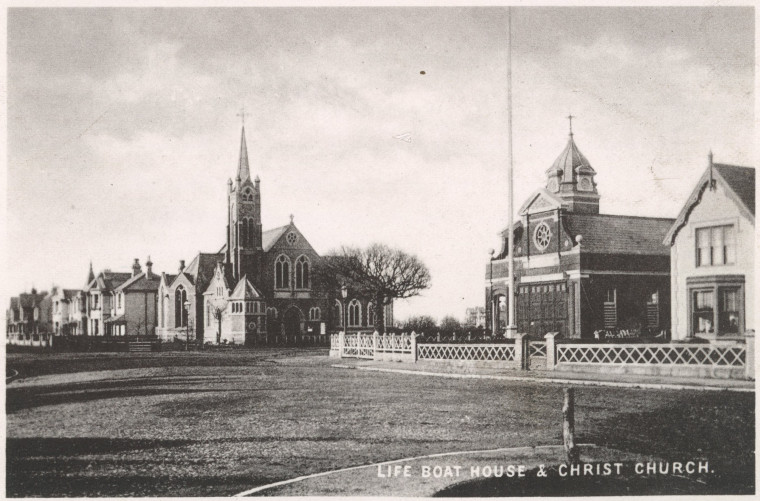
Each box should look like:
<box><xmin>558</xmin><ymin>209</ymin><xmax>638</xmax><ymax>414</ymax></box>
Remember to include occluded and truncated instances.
<box><xmin>556</xmin><ymin>343</ymin><xmax>746</xmax><ymax>367</ymax></box>
<box><xmin>377</xmin><ymin>333</ymin><xmax>412</xmax><ymax>353</ymax></box>
<box><xmin>418</xmin><ymin>343</ymin><xmax>516</xmax><ymax>362</ymax></box>
<box><xmin>342</xmin><ymin>334</ymin><xmax>359</xmax><ymax>357</ymax></box>
<box><xmin>356</xmin><ymin>334</ymin><xmax>374</xmax><ymax>359</ymax></box>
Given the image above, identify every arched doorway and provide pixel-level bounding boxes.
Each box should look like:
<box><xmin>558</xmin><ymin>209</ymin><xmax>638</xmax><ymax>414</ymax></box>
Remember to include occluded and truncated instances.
<box><xmin>283</xmin><ymin>306</ymin><xmax>303</xmax><ymax>339</ymax></box>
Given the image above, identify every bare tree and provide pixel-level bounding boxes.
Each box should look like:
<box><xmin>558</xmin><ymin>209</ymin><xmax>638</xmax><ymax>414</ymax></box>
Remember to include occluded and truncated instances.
<box><xmin>316</xmin><ymin>244</ymin><xmax>431</xmax><ymax>334</ymax></box>
<box><xmin>209</xmin><ymin>297</ymin><xmax>229</xmax><ymax>345</ymax></box>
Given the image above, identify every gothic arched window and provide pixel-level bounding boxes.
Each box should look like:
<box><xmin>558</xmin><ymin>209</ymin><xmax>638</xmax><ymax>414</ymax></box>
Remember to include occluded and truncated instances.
<box><xmin>295</xmin><ymin>255</ymin><xmax>310</xmax><ymax>289</ymax></box>
<box><xmin>242</xmin><ymin>189</ymin><xmax>254</xmax><ymax>202</ymax></box>
<box><xmin>175</xmin><ymin>286</ymin><xmax>188</xmax><ymax>328</ymax></box>
<box><xmin>309</xmin><ymin>307</ymin><xmax>321</xmax><ymax>321</ymax></box>
<box><xmin>275</xmin><ymin>255</ymin><xmax>291</xmax><ymax>290</ymax></box>
<box><xmin>348</xmin><ymin>299</ymin><xmax>361</xmax><ymax>327</ymax></box>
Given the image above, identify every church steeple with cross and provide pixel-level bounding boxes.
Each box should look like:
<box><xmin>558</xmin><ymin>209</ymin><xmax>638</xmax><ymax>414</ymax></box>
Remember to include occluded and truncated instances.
<box><xmin>543</xmin><ymin>115</ymin><xmax>600</xmax><ymax>214</ymax></box>
<box><xmin>226</xmin><ymin>110</ymin><xmax>263</xmax><ymax>283</ymax></box>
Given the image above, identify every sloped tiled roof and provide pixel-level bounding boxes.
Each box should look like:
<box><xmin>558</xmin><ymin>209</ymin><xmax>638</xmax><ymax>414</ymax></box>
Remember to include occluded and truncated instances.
<box><xmin>564</xmin><ymin>213</ymin><xmax>673</xmax><ymax>256</ymax></box>
<box><xmin>262</xmin><ymin>225</ymin><xmax>289</xmax><ymax>251</ymax></box>
<box><xmin>92</xmin><ymin>271</ymin><xmax>132</xmax><ymax>291</ymax></box>
<box><xmin>229</xmin><ymin>275</ymin><xmax>264</xmax><ymax>299</ymax></box>
<box><xmin>545</xmin><ymin>136</ymin><xmax>595</xmax><ymax>182</ymax></box>
<box><xmin>162</xmin><ymin>273</ymin><xmax>178</xmax><ymax>287</ymax></box>
<box><xmin>116</xmin><ymin>272</ymin><xmax>161</xmax><ymax>292</ymax></box>
<box><xmin>183</xmin><ymin>253</ymin><xmax>224</xmax><ymax>290</ymax></box>
<box><xmin>664</xmin><ymin>161</ymin><xmax>755</xmax><ymax>244</ymax></box>
<box><xmin>714</xmin><ymin>163</ymin><xmax>754</xmax><ymax>216</ymax></box>
<box><xmin>63</xmin><ymin>289</ymin><xmax>79</xmax><ymax>300</ymax></box>
<box><xmin>19</xmin><ymin>292</ymin><xmax>47</xmax><ymax>308</ymax></box>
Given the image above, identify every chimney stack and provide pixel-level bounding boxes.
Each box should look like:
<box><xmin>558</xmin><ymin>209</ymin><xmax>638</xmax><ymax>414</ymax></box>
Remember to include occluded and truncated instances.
<box><xmin>145</xmin><ymin>256</ymin><xmax>153</xmax><ymax>279</ymax></box>
<box><xmin>179</xmin><ymin>260</ymin><xmax>185</xmax><ymax>273</ymax></box>
<box><xmin>132</xmin><ymin>258</ymin><xmax>141</xmax><ymax>277</ymax></box>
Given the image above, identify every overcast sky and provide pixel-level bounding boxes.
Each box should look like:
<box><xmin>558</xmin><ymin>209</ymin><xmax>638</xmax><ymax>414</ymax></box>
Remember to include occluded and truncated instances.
<box><xmin>5</xmin><ymin>6</ymin><xmax>754</xmax><ymax>321</ymax></box>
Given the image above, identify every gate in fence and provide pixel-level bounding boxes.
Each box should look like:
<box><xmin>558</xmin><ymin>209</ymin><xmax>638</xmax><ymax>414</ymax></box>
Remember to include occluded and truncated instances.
<box><xmin>329</xmin><ymin>331</ymin><xmax>754</xmax><ymax>380</ymax></box>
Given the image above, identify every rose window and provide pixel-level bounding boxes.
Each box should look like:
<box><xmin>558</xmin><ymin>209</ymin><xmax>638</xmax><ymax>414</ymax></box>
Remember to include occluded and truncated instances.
<box><xmin>534</xmin><ymin>222</ymin><xmax>552</xmax><ymax>250</ymax></box>
<box><xmin>286</xmin><ymin>232</ymin><xmax>297</xmax><ymax>245</ymax></box>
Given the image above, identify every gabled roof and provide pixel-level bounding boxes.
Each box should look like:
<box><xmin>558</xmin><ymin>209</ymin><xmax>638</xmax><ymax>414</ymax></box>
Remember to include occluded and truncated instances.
<box><xmin>518</xmin><ymin>188</ymin><xmax>564</xmax><ymax>216</ymax></box>
<box><xmin>203</xmin><ymin>262</ymin><xmax>236</xmax><ymax>295</ymax></box>
<box><xmin>115</xmin><ymin>272</ymin><xmax>161</xmax><ymax>293</ymax></box>
<box><xmin>94</xmin><ymin>272</ymin><xmax>132</xmax><ymax>291</ymax></box>
<box><xmin>262</xmin><ymin>225</ymin><xmax>290</xmax><ymax>251</ymax></box>
<box><xmin>229</xmin><ymin>275</ymin><xmax>264</xmax><ymax>299</ymax></box>
<box><xmin>564</xmin><ymin>213</ymin><xmax>673</xmax><ymax>256</ymax></box>
<box><xmin>160</xmin><ymin>273</ymin><xmax>178</xmax><ymax>288</ymax></box>
<box><xmin>664</xmin><ymin>162</ymin><xmax>755</xmax><ymax>245</ymax></box>
<box><xmin>182</xmin><ymin>253</ymin><xmax>224</xmax><ymax>290</ymax></box>
<box><xmin>19</xmin><ymin>292</ymin><xmax>47</xmax><ymax>308</ymax></box>
<box><xmin>714</xmin><ymin>163</ymin><xmax>754</xmax><ymax>216</ymax></box>
<box><xmin>62</xmin><ymin>289</ymin><xmax>79</xmax><ymax>300</ymax></box>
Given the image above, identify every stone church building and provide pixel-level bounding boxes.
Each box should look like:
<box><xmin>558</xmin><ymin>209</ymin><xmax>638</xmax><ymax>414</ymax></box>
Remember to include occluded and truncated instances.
<box><xmin>156</xmin><ymin>127</ymin><xmax>389</xmax><ymax>345</ymax></box>
<box><xmin>485</xmin><ymin>129</ymin><xmax>674</xmax><ymax>339</ymax></box>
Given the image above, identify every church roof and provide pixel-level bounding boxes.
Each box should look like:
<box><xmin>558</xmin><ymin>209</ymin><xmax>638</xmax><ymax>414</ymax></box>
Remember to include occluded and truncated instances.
<box><xmin>182</xmin><ymin>253</ymin><xmax>224</xmax><ymax>290</ymax></box>
<box><xmin>564</xmin><ymin>213</ymin><xmax>673</xmax><ymax>256</ymax></box>
<box><xmin>237</xmin><ymin>126</ymin><xmax>251</xmax><ymax>182</ymax></box>
<box><xmin>262</xmin><ymin>225</ymin><xmax>290</xmax><ymax>251</ymax></box>
<box><xmin>545</xmin><ymin>135</ymin><xmax>595</xmax><ymax>179</ymax></box>
<box><xmin>229</xmin><ymin>275</ymin><xmax>264</xmax><ymax>299</ymax></box>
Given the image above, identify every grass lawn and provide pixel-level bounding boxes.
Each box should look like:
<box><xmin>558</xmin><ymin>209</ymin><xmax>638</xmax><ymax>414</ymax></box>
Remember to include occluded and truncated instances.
<box><xmin>5</xmin><ymin>349</ymin><xmax>754</xmax><ymax>497</ymax></box>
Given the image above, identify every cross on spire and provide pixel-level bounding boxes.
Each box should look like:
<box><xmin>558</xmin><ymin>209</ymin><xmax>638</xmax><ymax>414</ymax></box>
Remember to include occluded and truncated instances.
<box><xmin>237</xmin><ymin>107</ymin><xmax>248</xmax><ymax>126</ymax></box>
<box><xmin>567</xmin><ymin>114</ymin><xmax>575</xmax><ymax>137</ymax></box>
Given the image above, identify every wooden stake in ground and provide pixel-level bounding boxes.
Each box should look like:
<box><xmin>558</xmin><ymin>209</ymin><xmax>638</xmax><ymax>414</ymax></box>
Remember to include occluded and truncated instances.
<box><xmin>563</xmin><ymin>387</ymin><xmax>580</xmax><ymax>464</ymax></box>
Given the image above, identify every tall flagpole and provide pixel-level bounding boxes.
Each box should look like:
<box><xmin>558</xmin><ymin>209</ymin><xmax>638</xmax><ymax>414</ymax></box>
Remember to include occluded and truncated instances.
<box><xmin>506</xmin><ymin>6</ymin><xmax>517</xmax><ymax>339</ymax></box>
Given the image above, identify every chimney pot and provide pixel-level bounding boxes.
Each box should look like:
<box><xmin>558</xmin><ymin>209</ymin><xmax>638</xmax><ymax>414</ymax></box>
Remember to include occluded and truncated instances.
<box><xmin>179</xmin><ymin>260</ymin><xmax>186</xmax><ymax>272</ymax></box>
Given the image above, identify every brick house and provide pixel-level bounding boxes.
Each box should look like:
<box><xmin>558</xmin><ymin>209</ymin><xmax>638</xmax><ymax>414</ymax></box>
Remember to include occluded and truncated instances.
<box><xmin>486</xmin><ymin>131</ymin><xmax>674</xmax><ymax>339</ymax></box>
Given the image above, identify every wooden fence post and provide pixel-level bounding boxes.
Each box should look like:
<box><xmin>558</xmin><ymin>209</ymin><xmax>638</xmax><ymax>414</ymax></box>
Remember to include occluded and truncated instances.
<box><xmin>339</xmin><ymin>330</ymin><xmax>345</xmax><ymax>358</ymax></box>
<box><xmin>373</xmin><ymin>331</ymin><xmax>379</xmax><ymax>360</ymax></box>
<box><xmin>563</xmin><ymin>388</ymin><xmax>579</xmax><ymax>464</ymax></box>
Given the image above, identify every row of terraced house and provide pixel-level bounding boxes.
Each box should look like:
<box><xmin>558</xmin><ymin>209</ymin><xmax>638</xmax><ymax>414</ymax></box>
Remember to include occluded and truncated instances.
<box><xmin>7</xmin><ymin>127</ymin><xmax>393</xmax><ymax>347</ymax></box>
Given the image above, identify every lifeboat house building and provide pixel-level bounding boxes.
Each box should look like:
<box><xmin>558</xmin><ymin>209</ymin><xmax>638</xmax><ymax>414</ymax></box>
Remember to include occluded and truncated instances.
<box><xmin>485</xmin><ymin>133</ymin><xmax>674</xmax><ymax>339</ymax></box>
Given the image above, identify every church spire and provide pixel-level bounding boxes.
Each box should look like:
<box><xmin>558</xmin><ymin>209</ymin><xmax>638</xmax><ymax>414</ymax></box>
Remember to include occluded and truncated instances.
<box><xmin>86</xmin><ymin>261</ymin><xmax>95</xmax><ymax>286</ymax></box>
<box><xmin>237</xmin><ymin>126</ymin><xmax>251</xmax><ymax>182</ymax></box>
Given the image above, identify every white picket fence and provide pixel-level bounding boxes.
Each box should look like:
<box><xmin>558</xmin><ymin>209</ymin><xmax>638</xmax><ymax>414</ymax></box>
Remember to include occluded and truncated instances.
<box><xmin>330</xmin><ymin>331</ymin><xmax>754</xmax><ymax>380</ymax></box>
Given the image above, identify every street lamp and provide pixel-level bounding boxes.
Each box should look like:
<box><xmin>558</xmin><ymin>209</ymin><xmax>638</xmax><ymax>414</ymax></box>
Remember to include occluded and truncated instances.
<box><xmin>489</xmin><ymin>248</ymin><xmax>495</xmax><ymax>336</ymax></box>
<box><xmin>341</xmin><ymin>283</ymin><xmax>348</xmax><ymax>333</ymax></box>
<box><xmin>183</xmin><ymin>300</ymin><xmax>191</xmax><ymax>351</ymax></box>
